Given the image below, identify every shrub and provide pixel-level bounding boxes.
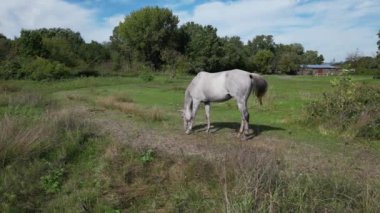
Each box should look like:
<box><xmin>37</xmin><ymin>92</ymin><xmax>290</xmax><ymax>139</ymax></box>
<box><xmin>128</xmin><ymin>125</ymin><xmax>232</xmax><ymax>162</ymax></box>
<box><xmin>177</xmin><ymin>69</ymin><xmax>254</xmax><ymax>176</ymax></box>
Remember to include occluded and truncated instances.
<box><xmin>0</xmin><ymin>108</ymin><xmax>99</xmax><ymax>211</ymax></box>
<box><xmin>75</xmin><ymin>69</ymin><xmax>100</xmax><ymax>77</ymax></box>
<box><xmin>1</xmin><ymin>57</ymin><xmax>71</xmax><ymax>80</ymax></box>
<box><xmin>140</xmin><ymin>149</ymin><xmax>155</xmax><ymax>164</ymax></box>
<box><xmin>0</xmin><ymin>83</ymin><xmax>20</xmax><ymax>93</ymax></box>
<box><xmin>139</xmin><ymin>71</ymin><xmax>154</xmax><ymax>82</ymax></box>
<box><xmin>40</xmin><ymin>167</ymin><xmax>65</xmax><ymax>194</ymax></box>
<box><xmin>0</xmin><ymin>59</ymin><xmax>23</xmax><ymax>79</ymax></box>
<box><xmin>21</xmin><ymin>57</ymin><xmax>70</xmax><ymax>80</ymax></box>
<box><xmin>304</xmin><ymin>77</ymin><xmax>380</xmax><ymax>140</ymax></box>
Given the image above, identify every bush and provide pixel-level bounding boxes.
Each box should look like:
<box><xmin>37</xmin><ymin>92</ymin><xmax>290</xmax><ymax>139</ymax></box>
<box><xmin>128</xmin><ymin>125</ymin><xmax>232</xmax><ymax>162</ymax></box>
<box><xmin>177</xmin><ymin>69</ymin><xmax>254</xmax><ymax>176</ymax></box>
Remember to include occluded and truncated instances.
<box><xmin>22</xmin><ymin>57</ymin><xmax>70</xmax><ymax>80</ymax></box>
<box><xmin>0</xmin><ymin>59</ymin><xmax>23</xmax><ymax>79</ymax></box>
<box><xmin>304</xmin><ymin>77</ymin><xmax>380</xmax><ymax>140</ymax></box>
<box><xmin>74</xmin><ymin>69</ymin><xmax>100</xmax><ymax>77</ymax></box>
<box><xmin>0</xmin><ymin>108</ymin><xmax>99</xmax><ymax>211</ymax></box>
<box><xmin>139</xmin><ymin>71</ymin><xmax>154</xmax><ymax>82</ymax></box>
<box><xmin>352</xmin><ymin>68</ymin><xmax>380</xmax><ymax>75</ymax></box>
<box><xmin>1</xmin><ymin>57</ymin><xmax>71</xmax><ymax>80</ymax></box>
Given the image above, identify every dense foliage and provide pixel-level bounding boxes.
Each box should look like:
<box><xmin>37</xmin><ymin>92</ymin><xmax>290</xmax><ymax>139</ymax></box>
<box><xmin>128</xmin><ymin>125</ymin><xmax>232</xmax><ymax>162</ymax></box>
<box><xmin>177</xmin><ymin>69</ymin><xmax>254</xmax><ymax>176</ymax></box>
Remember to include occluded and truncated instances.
<box><xmin>115</xmin><ymin>7</ymin><xmax>179</xmax><ymax>69</ymax></box>
<box><xmin>304</xmin><ymin>77</ymin><xmax>380</xmax><ymax>140</ymax></box>
<box><xmin>0</xmin><ymin>28</ymin><xmax>109</xmax><ymax>80</ymax></box>
<box><xmin>340</xmin><ymin>48</ymin><xmax>380</xmax><ymax>75</ymax></box>
<box><xmin>0</xmin><ymin>6</ymin><xmax>379</xmax><ymax>80</ymax></box>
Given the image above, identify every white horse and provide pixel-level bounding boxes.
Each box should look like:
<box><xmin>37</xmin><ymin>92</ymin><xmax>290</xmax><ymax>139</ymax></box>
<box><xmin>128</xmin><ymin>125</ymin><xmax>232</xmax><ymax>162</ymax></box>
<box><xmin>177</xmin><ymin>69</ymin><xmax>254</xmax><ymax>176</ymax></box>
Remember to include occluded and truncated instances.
<box><xmin>181</xmin><ymin>69</ymin><xmax>268</xmax><ymax>138</ymax></box>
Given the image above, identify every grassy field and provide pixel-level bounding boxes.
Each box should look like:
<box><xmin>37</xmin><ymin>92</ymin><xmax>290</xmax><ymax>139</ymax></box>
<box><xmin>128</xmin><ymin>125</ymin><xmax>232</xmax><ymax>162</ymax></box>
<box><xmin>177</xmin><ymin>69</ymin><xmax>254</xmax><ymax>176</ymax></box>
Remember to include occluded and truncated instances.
<box><xmin>1</xmin><ymin>74</ymin><xmax>380</xmax><ymax>212</ymax></box>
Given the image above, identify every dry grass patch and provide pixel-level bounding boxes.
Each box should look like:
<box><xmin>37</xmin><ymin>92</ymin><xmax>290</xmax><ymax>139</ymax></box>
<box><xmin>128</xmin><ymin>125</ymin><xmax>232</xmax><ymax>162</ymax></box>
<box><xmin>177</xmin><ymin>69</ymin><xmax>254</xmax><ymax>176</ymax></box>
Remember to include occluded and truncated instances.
<box><xmin>100</xmin><ymin>141</ymin><xmax>222</xmax><ymax>211</ymax></box>
<box><xmin>0</xmin><ymin>93</ymin><xmax>9</xmax><ymax>106</ymax></box>
<box><xmin>0</xmin><ymin>107</ymin><xmax>92</xmax><ymax>167</ymax></box>
<box><xmin>0</xmin><ymin>88</ymin><xmax>53</xmax><ymax>111</ymax></box>
<box><xmin>0</xmin><ymin>116</ymin><xmax>51</xmax><ymax>166</ymax></box>
<box><xmin>66</xmin><ymin>94</ymin><xmax>89</xmax><ymax>102</ymax></box>
<box><xmin>0</xmin><ymin>83</ymin><xmax>20</xmax><ymax>93</ymax></box>
<box><xmin>96</xmin><ymin>97</ymin><xmax>164</xmax><ymax>122</ymax></box>
<box><xmin>9</xmin><ymin>92</ymin><xmax>45</xmax><ymax>107</ymax></box>
<box><xmin>112</xmin><ymin>92</ymin><xmax>134</xmax><ymax>103</ymax></box>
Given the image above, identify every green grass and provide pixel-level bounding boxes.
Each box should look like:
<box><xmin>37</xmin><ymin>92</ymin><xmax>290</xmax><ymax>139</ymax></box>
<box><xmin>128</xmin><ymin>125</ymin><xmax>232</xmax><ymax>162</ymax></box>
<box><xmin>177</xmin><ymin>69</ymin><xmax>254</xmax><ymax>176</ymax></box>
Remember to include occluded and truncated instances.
<box><xmin>1</xmin><ymin>75</ymin><xmax>379</xmax><ymax>212</ymax></box>
<box><xmin>40</xmin><ymin>75</ymin><xmax>378</xmax><ymax>148</ymax></box>
<box><xmin>3</xmin><ymin>75</ymin><xmax>377</xmax><ymax>148</ymax></box>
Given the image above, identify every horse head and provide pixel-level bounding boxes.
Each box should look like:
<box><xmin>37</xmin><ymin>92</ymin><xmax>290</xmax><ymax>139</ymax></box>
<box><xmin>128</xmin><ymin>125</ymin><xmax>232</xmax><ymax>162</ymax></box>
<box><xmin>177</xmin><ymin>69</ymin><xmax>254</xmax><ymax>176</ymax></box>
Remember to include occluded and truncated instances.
<box><xmin>179</xmin><ymin>109</ymin><xmax>192</xmax><ymax>133</ymax></box>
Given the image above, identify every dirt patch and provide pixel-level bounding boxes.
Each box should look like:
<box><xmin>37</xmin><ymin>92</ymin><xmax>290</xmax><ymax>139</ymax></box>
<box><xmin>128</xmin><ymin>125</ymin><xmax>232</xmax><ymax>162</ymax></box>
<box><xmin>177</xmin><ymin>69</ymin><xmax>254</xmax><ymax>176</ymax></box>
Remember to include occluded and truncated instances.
<box><xmin>87</xmin><ymin>106</ymin><xmax>380</xmax><ymax>182</ymax></box>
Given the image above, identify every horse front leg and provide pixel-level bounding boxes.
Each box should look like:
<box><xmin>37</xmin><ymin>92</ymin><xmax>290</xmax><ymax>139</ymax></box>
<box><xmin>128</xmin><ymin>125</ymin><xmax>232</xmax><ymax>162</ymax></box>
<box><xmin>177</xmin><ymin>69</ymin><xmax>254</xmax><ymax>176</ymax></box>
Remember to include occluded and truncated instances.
<box><xmin>238</xmin><ymin>119</ymin><xmax>244</xmax><ymax>137</ymax></box>
<box><xmin>205</xmin><ymin>102</ymin><xmax>211</xmax><ymax>133</ymax></box>
<box><xmin>186</xmin><ymin>100</ymin><xmax>201</xmax><ymax>134</ymax></box>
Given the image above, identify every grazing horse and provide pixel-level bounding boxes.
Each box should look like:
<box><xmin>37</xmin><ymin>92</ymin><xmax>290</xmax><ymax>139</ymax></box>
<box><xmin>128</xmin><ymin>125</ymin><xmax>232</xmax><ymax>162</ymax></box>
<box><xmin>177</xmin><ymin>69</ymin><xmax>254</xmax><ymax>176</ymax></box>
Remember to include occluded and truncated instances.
<box><xmin>181</xmin><ymin>69</ymin><xmax>267</xmax><ymax>138</ymax></box>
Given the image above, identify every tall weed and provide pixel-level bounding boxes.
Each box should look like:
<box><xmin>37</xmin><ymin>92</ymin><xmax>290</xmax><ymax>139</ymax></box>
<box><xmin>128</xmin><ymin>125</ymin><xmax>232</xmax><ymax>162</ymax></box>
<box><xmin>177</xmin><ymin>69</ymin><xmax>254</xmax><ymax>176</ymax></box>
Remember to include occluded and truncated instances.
<box><xmin>0</xmin><ymin>107</ymin><xmax>99</xmax><ymax>211</ymax></box>
<box><xmin>304</xmin><ymin>77</ymin><xmax>380</xmax><ymax>140</ymax></box>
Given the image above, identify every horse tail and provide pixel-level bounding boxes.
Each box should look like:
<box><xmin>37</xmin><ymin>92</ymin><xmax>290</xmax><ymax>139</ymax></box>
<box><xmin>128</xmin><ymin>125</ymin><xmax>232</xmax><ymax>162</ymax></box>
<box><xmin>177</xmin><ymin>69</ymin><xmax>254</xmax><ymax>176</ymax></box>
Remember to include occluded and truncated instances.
<box><xmin>250</xmin><ymin>74</ymin><xmax>268</xmax><ymax>105</ymax></box>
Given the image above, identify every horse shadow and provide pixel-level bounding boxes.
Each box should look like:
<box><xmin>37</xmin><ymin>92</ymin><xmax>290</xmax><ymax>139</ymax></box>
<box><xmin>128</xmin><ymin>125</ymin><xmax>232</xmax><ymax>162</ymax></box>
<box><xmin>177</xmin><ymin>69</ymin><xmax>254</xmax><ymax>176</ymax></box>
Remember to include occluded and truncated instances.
<box><xmin>192</xmin><ymin>122</ymin><xmax>285</xmax><ymax>139</ymax></box>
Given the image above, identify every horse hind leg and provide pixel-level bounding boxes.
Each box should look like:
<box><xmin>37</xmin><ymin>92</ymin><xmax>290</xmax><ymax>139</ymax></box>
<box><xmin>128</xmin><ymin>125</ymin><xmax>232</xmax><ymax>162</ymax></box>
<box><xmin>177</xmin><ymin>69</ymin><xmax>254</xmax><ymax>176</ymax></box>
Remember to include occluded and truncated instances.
<box><xmin>237</xmin><ymin>101</ymin><xmax>249</xmax><ymax>139</ymax></box>
<box><xmin>244</xmin><ymin>113</ymin><xmax>250</xmax><ymax>135</ymax></box>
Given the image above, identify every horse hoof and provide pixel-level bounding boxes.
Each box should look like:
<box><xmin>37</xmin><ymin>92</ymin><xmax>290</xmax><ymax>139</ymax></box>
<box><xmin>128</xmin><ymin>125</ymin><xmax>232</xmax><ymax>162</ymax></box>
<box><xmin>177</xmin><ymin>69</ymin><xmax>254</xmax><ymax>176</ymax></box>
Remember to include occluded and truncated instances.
<box><xmin>241</xmin><ymin>135</ymin><xmax>248</xmax><ymax>141</ymax></box>
<box><xmin>185</xmin><ymin>130</ymin><xmax>191</xmax><ymax>135</ymax></box>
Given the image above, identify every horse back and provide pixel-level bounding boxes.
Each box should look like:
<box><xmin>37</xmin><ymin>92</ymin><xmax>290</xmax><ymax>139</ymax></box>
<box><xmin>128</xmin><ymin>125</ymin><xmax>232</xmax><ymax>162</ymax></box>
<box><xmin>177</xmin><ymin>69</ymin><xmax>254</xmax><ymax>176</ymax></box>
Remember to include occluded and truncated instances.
<box><xmin>224</xmin><ymin>70</ymin><xmax>253</xmax><ymax>97</ymax></box>
<box><xmin>189</xmin><ymin>72</ymin><xmax>231</xmax><ymax>102</ymax></box>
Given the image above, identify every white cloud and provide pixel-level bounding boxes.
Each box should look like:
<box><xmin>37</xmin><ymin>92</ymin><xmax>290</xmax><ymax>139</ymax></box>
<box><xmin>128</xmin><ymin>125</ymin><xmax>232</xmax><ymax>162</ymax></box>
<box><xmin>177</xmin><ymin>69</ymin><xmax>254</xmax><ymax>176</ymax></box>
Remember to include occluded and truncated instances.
<box><xmin>1</xmin><ymin>0</ymin><xmax>378</xmax><ymax>61</ymax></box>
<box><xmin>164</xmin><ymin>0</ymin><xmax>196</xmax><ymax>10</ymax></box>
<box><xmin>0</xmin><ymin>0</ymin><xmax>119</xmax><ymax>42</ymax></box>
<box><xmin>105</xmin><ymin>14</ymin><xmax>125</xmax><ymax>27</ymax></box>
<box><xmin>174</xmin><ymin>0</ymin><xmax>380</xmax><ymax>62</ymax></box>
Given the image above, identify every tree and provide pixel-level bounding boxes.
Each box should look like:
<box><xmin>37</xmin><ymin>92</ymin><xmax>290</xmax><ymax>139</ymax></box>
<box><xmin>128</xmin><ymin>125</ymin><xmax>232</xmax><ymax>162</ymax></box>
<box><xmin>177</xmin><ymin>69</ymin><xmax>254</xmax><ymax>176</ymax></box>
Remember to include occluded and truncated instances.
<box><xmin>42</xmin><ymin>37</ymin><xmax>79</xmax><ymax>67</ymax></box>
<box><xmin>345</xmin><ymin>49</ymin><xmax>362</xmax><ymax>69</ymax></box>
<box><xmin>179</xmin><ymin>22</ymin><xmax>223</xmax><ymax>73</ymax></box>
<box><xmin>115</xmin><ymin>6</ymin><xmax>179</xmax><ymax>69</ymax></box>
<box><xmin>273</xmin><ymin>43</ymin><xmax>304</xmax><ymax>74</ymax></box>
<box><xmin>38</xmin><ymin>28</ymin><xmax>92</xmax><ymax>67</ymax></box>
<box><xmin>161</xmin><ymin>49</ymin><xmax>187</xmax><ymax>78</ymax></box>
<box><xmin>252</xmin><ymin>49</ymin><xmax>274</xmax><ymax>73</ymax></box>
<box><xmin>276</xmin><ymin>52</ymin><xmax>300</xmax><ymax>74</ymax></box>
<box><xmin>80</xmin><ymin>41</ymin><xmax>110</xmax><ymax>65</ymax></box>
<box><xmin>36</xmin><ymin>28</ymin><xmax>85</xmax><ymax>54</ymax></box>
<box><xmin>0</xmin><ymin>34</ymin><xmax>12</xmax><ymax>61</ymax></box>
<box><xmin>302</xmin><ymin>50</ymin><xmax>324</xmax><ymax>64</ymax></box>
<box><xmin>287</xmin><ymin>43</ymin><xmax>304</xmax><ymax>55</ymax></box>
<box><xmin>16</xmin><ymin>28</ymin><xmax>87</xmax><ymax>67</ymax></box>
<box><xmin>17</xmin><ymin>30</ymin><xmax>47</xmax><ymax>57</ymax></box>
<box><xmin>219</xmin><ymin>36</ymin><xmax>246</xmax><ymax>70</ymax></box>
<box><xmin>247</xmin><ymin>35</ymin><xmax>275</xmax><ymax>56</ymax></box>
<box><xmin>110</xmin><ymin>26</ymin><xmax>134</xmax><ymax>71</ymax></box>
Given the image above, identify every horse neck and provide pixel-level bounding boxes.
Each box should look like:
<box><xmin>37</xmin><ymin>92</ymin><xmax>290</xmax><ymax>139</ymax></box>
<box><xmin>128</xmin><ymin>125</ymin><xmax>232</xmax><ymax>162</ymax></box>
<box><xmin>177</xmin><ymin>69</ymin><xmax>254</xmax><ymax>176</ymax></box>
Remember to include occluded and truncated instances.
<box><xmin>184</xmin><ymin>90</ymin><xmax>193</xmax><ymax>115</ymax></box>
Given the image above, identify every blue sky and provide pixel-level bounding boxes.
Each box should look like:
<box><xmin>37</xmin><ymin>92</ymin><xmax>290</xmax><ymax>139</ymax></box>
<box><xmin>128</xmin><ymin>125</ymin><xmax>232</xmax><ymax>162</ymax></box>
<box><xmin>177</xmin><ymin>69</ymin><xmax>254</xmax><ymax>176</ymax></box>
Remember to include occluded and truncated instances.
<box><xmin>1</xmin><ymin>0</ymin><xmax>379</xmax><ymax>62</ymax></box>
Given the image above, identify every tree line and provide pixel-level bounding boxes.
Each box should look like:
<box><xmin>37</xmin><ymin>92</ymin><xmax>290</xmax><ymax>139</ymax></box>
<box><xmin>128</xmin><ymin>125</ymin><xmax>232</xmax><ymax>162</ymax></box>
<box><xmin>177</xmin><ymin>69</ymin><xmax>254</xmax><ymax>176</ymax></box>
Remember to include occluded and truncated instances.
<box><xmin>0</xmin><ymin>6</ymin><xmax>378</xmax><ymax>80</ymax></box>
